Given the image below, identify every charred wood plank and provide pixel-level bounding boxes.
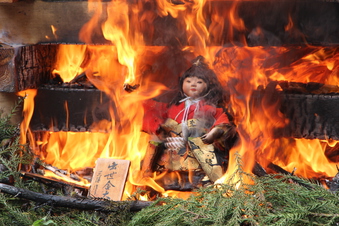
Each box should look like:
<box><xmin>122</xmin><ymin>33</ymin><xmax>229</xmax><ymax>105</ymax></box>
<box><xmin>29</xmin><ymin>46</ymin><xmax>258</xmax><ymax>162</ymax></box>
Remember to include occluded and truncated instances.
<box><xmin>267</xmin><ymin>162</ymin><xmax>292</xmax><ymax>175</ymax></box>
<box><xmin>325</xmin><ymin>143</ymin><xmax>339</xmax><ymax>163</ymax></box>
<box><xmin>1</xmin><ymin>1</ymin><xmax>339</xmax><ymax>46</ymax></box>
<box><xmin>0</xmin><ymin>1</ymin><xmax>93</xmax><ymax>45</ymax></box>
<box><xmin>30</xmin><ymin>87</ymin><xmax>114</xmax><ymax>132</ymax></box>
<box><xmin>267</xmin><ymin>163</ymin><xmax>314</xmax><ymax>190</ymax></box>
<box><xmin>16</xmin><ymin>44</ymin><xmax>57</xmax><ymax>91</ymax></box>
<box><xmin>0</xmin><ymin>44</ymin><xmax>57</xmax><ymax>92</ymax></box>
<box><xmin>0</xmin><ymin>183</ymin><xmax>151</xmax><ymax>212</ymax></box>
<box><xmin>250</xmin><ymin>82</ymin><xmax>339</xmax><ymax>140</ymax></box>
<box><xmin>21</xmin><ymin>172</ymin><xmax>88</xmax><ymax>192</ymax></box>
<box><xmin>274</xmin><ymin>93</ymin><xmax>339</xmax><ymax>140</ymax></box>
<box><xmin>252</xmin><ymin>162</ymin><xmax>267</xmax><ymax>177</ymax></box>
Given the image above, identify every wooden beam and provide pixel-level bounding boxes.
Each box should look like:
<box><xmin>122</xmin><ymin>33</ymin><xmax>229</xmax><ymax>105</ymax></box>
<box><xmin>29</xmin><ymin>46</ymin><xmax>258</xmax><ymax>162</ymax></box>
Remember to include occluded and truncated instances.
<box><xmin>1</xmin><ymin>1</ymin><xmax>339</xmax><ymax>46</ymax></box>
<box><xmin>0</xmin><ymin>1</ymin><xmax>93</xmax><ymax>45</ymax></box>
<box><xmin>0</xmin><ymin>44</ymin><xmax>57</xmax><ymax>92</ymax></box>
<box><xmin>250</xmin><ymin>81</ymin><xmax>339</xmax><ymax>141</ymax></box>
<box><xmin>0</xmin><ymin>44</ymin><xmax>15</xmax><ymax>92</ymax></box>
<box><xmin>275</xmin><ymin>92</ymin><xmax>339</xmax><ymax>140</ymax></box>
<box><xmin>0</xmin><ymin>182</ymin><xmax>152</xmax><ymax>212</ymax></box>
<box><xmin>30</xmin><ymin>87</ymin><xmax>114</xmax><ymax>132</ymax></box>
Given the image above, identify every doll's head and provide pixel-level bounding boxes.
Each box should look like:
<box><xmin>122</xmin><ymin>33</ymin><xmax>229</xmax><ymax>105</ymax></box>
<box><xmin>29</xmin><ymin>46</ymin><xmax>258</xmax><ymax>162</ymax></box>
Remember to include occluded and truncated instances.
<box><xmin>181</xmin><ymin>76</ymin><xmax>208</xmax><ymax>99</ymax></box>
<box><xmin>172</xmin><ymin>56</ymin><xmax>226</xmax><ymax>106</ymax></box>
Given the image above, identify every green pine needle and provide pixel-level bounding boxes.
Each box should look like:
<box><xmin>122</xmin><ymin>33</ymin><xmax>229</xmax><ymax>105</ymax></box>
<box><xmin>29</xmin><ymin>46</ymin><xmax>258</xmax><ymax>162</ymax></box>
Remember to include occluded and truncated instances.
<box><xmin>129</xmin><ymin>167</ymin><xmax>339</xmax><ymax>226</ymax></box>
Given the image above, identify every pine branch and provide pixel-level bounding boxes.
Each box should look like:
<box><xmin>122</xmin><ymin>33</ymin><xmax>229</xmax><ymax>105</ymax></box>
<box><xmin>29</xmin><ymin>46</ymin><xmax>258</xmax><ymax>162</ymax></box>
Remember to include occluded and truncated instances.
<box><xmin>129</xmin><ymin>153</ymin><xmax>339</xmax><ymax>226</ymax></box>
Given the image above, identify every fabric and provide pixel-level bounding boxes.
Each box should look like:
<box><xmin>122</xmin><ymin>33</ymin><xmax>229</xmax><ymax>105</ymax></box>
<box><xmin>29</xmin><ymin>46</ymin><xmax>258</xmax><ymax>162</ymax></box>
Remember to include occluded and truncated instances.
<box><xmin>141</xmin><ymin>99</ymin><xmax>168</xmax><ymax>134</ymax></box>
<box><xmin>142</xmin><ymin>99</ymin><xmax>230</xmax><ymax>135</ymax></box>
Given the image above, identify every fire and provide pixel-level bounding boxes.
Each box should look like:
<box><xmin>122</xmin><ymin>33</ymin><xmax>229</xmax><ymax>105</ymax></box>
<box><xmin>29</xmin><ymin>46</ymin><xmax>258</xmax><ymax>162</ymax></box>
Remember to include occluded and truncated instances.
<box><xmin>214</xmin><ymin>46</ymin><xmax>339</xmax><ymax>183</ymax></box>
<box><xmin>52</xmin><ymin>45</ymin><xmax>87</xmax><ymax>83</ymax></box>
<box><xmin>284</xmin><ymin>139</ymin><xmax>337</xmax><ymax>177</ymax></box>
<box><xmin>20</xmin><ymin>0</ymin><xmax>339</xmax><ymax>200</ymax></box>
<box><xmin>18</xmin><ymin>89</ymin><xmax>37</xmax><ymax>146</ymax></box>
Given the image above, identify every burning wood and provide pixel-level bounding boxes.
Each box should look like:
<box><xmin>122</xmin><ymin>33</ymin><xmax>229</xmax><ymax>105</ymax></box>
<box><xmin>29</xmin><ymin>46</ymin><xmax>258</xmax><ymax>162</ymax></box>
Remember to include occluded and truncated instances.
<box><xmin>274</xmin><ymin>85</ymin><xmax>339</xmax><ymax>140</ymax></box>
<box><xmin>277</xmin><ymin>81</ymin><xmax>339</xmax><ymax>94</ymax></box>
<box><xmin>40</xmin><ymin>164</ymin><xmax>82</xmax><ymax>183</ymax></box>
<box><xmin>251</xmin><ymin>161</ymin><xmax>267</xmax><ymax>177</ymax></box>
<box><xmin>0</xmin><ymin>183</ymin><xmax>151</xmax><ymax>212</ymax></box>
<box><xmin>30</xmin><ymin>87</ymin><xmax>113</xmax><ymax>132</ymax></box>
<box><xmin>0</xmin><ymin>44</ymin><xmax>57</xmax><ymax>92</ymax></box>
<box><xmin>21</xmin><ymin>171</ymin><xmax>88</xmax><ymax>195</ymax></box>
<box><xmin>1</xmin><ymin>1</ymin><xmax>339</xmax><ymax>46</ymax></box>
<box><xmin>68</xmin><ymin>72</ymin><xmax>96</xmax><ymax>88</ymax></box>
<box><xmin>123</xmin><ymin>83</ymin><xmax>140</xmax><ymax>93</ymax></box>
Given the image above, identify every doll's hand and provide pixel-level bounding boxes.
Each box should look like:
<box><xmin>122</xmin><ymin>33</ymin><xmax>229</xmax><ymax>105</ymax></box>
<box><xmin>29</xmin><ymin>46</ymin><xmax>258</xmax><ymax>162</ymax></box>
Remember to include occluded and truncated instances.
<box><xmin>165</xmin><ymin>137</ymin><xmax>185</xmax><ymax>150</ymax></box>
<box><xmin>201</xmin><ymin>127</ymin><xmax>224</xmax><ymax>144</ymax></box>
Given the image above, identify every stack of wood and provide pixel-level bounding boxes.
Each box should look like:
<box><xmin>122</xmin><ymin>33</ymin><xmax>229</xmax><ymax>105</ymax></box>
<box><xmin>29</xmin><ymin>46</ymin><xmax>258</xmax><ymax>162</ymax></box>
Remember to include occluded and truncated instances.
<box><xmin>251</xmin><ymin>81</ymin><xmax>339</xmax><ymax>140</ymax></box>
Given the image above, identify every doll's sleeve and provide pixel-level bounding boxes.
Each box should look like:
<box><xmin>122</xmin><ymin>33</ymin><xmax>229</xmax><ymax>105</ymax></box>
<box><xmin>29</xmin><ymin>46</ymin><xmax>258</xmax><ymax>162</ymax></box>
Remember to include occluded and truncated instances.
<box><xmin>211</xmin><ymin>108</ymin><xmax>233</xmax><ymax>139</ymax></box>
<box><xmin>212</xmin><ymin>108</ymin><xmax>237</xmax><ymax>152</ymax></box>
<box><xmin>213</xmin><ymin>108</ymin><xmax>230</xmax><ymax>126</ymax></box>
<box><xmin>142</xmin><ymin>99</ymin><xmax>168</xmax><ymax>134</ymax></box>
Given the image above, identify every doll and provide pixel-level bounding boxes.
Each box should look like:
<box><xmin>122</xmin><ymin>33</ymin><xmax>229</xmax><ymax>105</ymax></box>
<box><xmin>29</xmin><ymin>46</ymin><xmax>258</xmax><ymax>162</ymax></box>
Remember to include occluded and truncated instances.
<box><xmin>142</xmin><ymin>56</ymin><xmax>236</xmax><ymax>189</ymax></box>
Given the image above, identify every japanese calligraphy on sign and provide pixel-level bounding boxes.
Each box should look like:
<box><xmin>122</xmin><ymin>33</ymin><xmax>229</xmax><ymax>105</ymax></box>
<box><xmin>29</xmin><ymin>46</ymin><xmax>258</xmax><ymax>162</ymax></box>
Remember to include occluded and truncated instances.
<box><xmin>89</xmin><ymin>158</ymin><xmax>130</xmax><ymax>201</ymax></box>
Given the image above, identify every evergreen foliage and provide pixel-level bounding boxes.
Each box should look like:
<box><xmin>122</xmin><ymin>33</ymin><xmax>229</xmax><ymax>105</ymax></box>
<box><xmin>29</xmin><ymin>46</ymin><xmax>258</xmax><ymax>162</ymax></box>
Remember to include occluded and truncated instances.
<box><xmin>129</xmin><ymin>156</ymin><xmax>339</xmax><ymax>226</ymax></box>
<box><xmin>0</xmin><ymin>98</ymin><xmax>21</xmax><ymax>142</ymax></box>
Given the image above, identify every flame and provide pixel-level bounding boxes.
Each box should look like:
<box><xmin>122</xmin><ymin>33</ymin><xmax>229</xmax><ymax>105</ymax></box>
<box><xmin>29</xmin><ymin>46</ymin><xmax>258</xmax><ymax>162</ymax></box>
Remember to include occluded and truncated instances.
<box><xmin>45</xmin><ymin>25</ymin><xmax>58</xmax><ymax>40</ymax></box>
<box><xmin>101</xmin><ymin>0</ymin><xmax>139</xmax><ymax>84</ymax></box>
<box><xmin>214</xmin><ymin>46</ymin><xmax>339</xmax><ymax>184</ymax></box>
<box><xmin>183</xmin><ymin>0</ymin><xmax>208</xmax><ymax>53</ymax></box>
<box><xmin>285</xmin><ymin>15</ymin><xmax>294</xmax><ymax>32</ymax></box>
<box><xmin>18</xmin><ymin>89</ymin><xmax>37</xmax><ymax>147</ymax></box>
<box><xmin>281</xmin><ymin>139</ymin><xmax>337</xmax><ymax>177</ymax></box>
<box><xmin>20</xmin><ymin>0</ymin><xmax>339</xmax><ymax>200</ymax></box>
<box><xmin>51</xmin><ymin>25</ymin><xmax>58</xmax><ymax>39</ymax></box>
<box><xmin>52</xmin><ymin>45</ymin><xmax>87</xmax><ymax>82</ymax></box>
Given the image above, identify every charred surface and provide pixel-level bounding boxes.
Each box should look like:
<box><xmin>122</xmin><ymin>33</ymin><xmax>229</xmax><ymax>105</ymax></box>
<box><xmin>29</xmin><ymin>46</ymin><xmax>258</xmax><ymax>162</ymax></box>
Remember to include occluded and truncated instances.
<box><xmin>30</xmin><ymin>87</ymin><xmax>114</xmax><ymax>132</ymax></box>
<box><xmin>0</xmin><ymin>1</ymin><xmax>339</xmax><ymax>46</ymax></box>
<box><xmin>276</xmin><ymin>93</ymin><xmax>339</xmax><ymax>140</ymax></box>
<box><xmin>0</xmin><ymin>44</ymin><xmax>57</xmax><ymax>92</ymax></box>
<box><xmin>0</xmin><ymin>182</ymin><xmax>151</xmax><ymax>212</ymax></box>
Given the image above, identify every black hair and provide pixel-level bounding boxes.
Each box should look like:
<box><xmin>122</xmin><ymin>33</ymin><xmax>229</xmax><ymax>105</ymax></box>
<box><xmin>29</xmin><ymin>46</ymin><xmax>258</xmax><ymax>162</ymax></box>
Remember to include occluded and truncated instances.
<box><xmin>170</xmin><ymin>55</ymin><xmax>227</xmax><ymax>107</ymax></box>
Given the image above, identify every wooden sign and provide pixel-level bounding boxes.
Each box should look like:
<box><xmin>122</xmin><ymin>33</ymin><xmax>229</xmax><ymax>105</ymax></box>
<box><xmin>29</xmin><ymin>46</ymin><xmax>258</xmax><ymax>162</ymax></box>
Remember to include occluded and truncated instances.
<box><xmin>89</xmin><ymin>158</ymin><xmax>130</xmax><ymax>201</ymax></box>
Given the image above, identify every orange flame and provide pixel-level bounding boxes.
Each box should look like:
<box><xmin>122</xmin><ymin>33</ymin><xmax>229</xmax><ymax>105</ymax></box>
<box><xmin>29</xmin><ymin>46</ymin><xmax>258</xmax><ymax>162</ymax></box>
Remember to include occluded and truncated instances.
<box><xmin>52</xmin><ymin>45</ymin><xmax>87</xmax><ymax>82</ymax></box>
<box><xmin>21</xmin><ymin>0</ymin><xmax>339</xmax><ymax>199</ymax></box>
<box><xmin>214</xmin><ymin>46</ymin><xmax>339</xmax><ymax>184</ymax></box>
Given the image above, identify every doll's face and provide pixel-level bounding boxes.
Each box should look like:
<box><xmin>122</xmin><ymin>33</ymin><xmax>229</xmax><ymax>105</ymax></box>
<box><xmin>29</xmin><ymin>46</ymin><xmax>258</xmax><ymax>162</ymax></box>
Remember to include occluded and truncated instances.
<box><xmin>182</xmin><ymin>76</ymin><xmax>207</xmax><ymax>99</ymax></box>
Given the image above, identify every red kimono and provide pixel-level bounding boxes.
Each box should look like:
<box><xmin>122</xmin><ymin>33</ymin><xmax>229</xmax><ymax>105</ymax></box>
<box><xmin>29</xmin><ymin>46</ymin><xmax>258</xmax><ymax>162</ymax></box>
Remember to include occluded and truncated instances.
<box><xmin>142</xmin><ymin>99</ymin><xmax>229</xmax><ymax>135</ymax></box>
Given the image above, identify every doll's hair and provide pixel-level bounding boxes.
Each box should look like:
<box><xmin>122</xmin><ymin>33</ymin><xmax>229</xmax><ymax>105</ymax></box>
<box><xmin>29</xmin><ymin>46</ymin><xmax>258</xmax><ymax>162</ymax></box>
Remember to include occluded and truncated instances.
<box><xmin>170</xmin><ymin>55</ymin><xmax>227</xmax><ymax>107</ymax></box>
